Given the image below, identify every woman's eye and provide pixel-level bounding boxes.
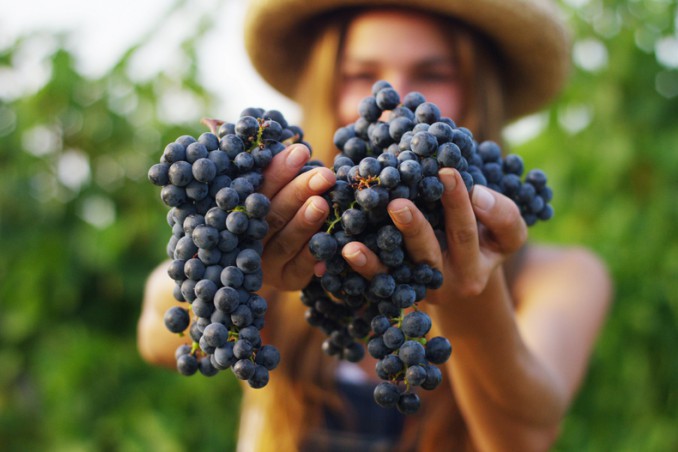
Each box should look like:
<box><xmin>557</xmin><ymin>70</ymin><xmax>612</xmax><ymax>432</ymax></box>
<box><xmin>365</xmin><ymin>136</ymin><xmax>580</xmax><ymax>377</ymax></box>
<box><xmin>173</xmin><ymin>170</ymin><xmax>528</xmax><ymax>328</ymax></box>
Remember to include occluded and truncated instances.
<box><xmin>342</xmin><ymin>72</ymin><xmax>376</xmax><ymax>83</ymax></box>
<box><xmin>344</xmin><ymin>74</ymin><xmax>373</xmax><ymax>83</ymax></box>
<box><xmin>417</xmin><ymin>71</ymin><xmax>457</xmax><ymax>82</ymax></box>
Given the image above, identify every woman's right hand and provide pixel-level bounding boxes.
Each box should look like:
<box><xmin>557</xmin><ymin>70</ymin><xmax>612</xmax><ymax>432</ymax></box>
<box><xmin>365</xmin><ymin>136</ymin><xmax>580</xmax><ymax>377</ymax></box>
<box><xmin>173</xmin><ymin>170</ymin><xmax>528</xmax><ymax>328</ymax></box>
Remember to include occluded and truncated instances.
<box><xmin>258</xmin><ymin>143</ymin><xmax>336</xmax><ymax>291</ymax></box>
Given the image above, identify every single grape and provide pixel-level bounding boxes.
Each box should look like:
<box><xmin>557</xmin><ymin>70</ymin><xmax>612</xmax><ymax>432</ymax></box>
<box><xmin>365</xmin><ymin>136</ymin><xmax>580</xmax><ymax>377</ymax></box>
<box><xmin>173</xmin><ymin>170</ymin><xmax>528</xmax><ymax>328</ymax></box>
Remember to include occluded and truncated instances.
<box><xmin>374</xmin><ymin>381</ymin><xmax>400</xmax><ymax>408</ymax></box>
<box><xmin>425</xmin><ymin>336</ymin><xmax>453</xmax><ymax>364</ymax></box>
<box><xmin>248</xmin><ymin>365</ymin><xmax>270</xmax><ymax>388</ymax></box>
<box><xmin>397</xmin><ymin>392</ymin><xmax>421</xmax><ymax>414</ymax></box>
<box><xmin>232</xmin><ymin>358</ymin><xmax>256</xmax><ymax>380</ymax></box>
<box><xmin>401</xmin><ymin>311</ymin><xmax>432</xmax><ymax>338</ymax></box>
<box><xmin>309</xmin><ymin>232</ymin><xmax>339</xmax><ymax>261</ymax></box>
<box><xmin>177</xmin><ymin>354</ymin><xmax>199</xmax><ymax>376</ymax></box>
<box><xmin>164</xmin><ymin>306</ymin><xmax>190</xmax><ymax>333</ymax></box>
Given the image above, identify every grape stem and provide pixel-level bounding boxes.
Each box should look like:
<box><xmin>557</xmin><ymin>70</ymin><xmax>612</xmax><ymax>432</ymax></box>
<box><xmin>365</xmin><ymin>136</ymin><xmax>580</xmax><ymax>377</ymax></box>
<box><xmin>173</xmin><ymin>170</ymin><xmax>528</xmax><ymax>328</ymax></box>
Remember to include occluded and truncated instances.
<box><xmin>325</xmin><ymin>204</ymin><xmax>343</xmax><ymax>234</ymax></box>
<box><xmin>352</xmin><ymin>175</ymin><xmax>380</xmax><ymax>191</ymax></box>
<box><xmin>190</xmin><ymin>341</ymin><xmax>200</xmax><ymax>356</ymax></box>
<box><xmin>201</xmin><ymin>117</ymin><xmax>224</xmax><ymax>135</ymax></box>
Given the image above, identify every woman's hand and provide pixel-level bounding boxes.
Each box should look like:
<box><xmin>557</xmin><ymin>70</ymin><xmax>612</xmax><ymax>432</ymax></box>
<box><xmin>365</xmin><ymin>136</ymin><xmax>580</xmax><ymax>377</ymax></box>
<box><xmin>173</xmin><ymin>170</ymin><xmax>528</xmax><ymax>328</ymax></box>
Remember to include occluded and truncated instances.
<box><xmin>341</xmin><ymin>167</ymin><xmax>527</xmax><ymax>304</ymax></box>
<box><xmin>258</xmin><ymin>143</ymin><xmax>336</xmax><ymax>291</ymax></box>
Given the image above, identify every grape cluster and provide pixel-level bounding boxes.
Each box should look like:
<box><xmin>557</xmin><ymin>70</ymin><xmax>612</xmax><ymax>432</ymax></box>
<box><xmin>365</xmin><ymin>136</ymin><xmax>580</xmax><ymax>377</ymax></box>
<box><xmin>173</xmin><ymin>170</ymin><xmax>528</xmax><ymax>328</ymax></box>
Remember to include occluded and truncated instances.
<box><xmin>302</xmin><ymin>80</ymin><xmax>554</xmax><ymax>414</ymax></box>
<box><xmin>148</xmin><ymin>109</ymin><xmax>305</xmax><ymax>388</ymax></box>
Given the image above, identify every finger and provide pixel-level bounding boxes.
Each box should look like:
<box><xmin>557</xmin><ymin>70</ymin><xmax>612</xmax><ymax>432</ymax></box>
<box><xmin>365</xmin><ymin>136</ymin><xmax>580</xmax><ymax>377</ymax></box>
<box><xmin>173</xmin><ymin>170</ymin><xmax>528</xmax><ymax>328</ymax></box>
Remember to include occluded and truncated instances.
<box><xmin>342</xmin><ymin>241</ymin><xmax>388</xmax><ymax>279</ymax></box>
<box><xmin>264</xmin><ymin>166</ymin><xmax>335</xmax><ymax>240</ymax></box>
<box><xmin>283</xmin><ymin>242</ymin><xmax>323</xmax><ymax>289</ymax></box>
<box><xmin>313</xmin><ymin>260</ymin><xmax>327</xmax><ymax>277</ymax></box>
<box><xmin>438</xmin><ymin>167</ymin><xmax>481</xmax><ymax>274</ymax></box>
<box><xmin>262</xmin><ymin>196</ymin><xmax>330</xmax><ymax>281</ymax></box>
<box><xmin>471</xmin><ymin>185</ymin><xmax>527</xmax><ymax>255</ymax></box>
<box><xmin>387</xmin><ymin>198</ymin><xmax>443</xmax><ymax>270</ymax></box>
<box><xmin>258</xmin><ymin>143</ymin><xmax>311</xmax><ymax>200</ymax></box>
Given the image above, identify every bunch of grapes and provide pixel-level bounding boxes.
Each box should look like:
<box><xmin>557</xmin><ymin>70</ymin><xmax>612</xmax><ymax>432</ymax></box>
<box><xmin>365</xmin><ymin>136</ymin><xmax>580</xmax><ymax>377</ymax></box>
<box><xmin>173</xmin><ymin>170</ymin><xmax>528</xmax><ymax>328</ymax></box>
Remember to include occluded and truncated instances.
<box><xmin>302</xmin><ymin>80</ymin><xmax>554</xmax><ymax>414</ymax></box>
<box><xmin>146</xmin><ymin>77</ymin><xmax>554</xmax><ymax>412</ymax></box>
<box><xmin>148</xmin><ymin>109</ymin><xmax>305</xmax><ymax>388</ymax></box>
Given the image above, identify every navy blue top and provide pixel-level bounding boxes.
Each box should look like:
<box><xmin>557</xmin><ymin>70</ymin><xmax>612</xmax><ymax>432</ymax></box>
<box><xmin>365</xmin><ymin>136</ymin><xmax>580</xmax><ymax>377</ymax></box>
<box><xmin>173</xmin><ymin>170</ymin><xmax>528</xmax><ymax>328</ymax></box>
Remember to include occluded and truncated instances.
<box><xmin>302</xmin><ymin>380</ymin><xmax>407</xmax><ymax>452</ymax></box>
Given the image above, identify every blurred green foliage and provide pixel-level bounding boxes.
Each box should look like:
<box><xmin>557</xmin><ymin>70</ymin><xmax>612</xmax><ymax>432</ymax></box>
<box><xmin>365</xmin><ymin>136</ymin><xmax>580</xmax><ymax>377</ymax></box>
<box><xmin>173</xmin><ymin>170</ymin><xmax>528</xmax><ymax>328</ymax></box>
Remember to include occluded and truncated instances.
<box><xmin>0</xmin><ymin>1</ymin><xmax>676</xmax><ymax>451</ymax></box>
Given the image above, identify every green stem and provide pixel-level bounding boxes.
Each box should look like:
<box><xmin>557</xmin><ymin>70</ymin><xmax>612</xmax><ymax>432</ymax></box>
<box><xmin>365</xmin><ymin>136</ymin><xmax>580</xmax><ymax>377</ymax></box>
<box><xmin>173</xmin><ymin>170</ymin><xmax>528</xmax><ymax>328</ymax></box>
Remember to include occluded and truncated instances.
<box><xmin>326</xmin><ymin>203</ymin><xmax>343</xmax><ymax>234</ymax></box>
<box><xmin>190</xmin><ymin>341</ymin><xmax>200</xmax><ymax>355</ymax></box>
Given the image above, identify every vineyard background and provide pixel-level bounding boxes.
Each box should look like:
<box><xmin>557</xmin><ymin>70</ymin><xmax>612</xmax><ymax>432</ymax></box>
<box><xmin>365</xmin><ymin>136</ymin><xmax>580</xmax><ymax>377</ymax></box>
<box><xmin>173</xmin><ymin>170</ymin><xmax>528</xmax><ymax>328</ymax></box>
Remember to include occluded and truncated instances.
<box><xmin>1</xmin><ymin>0</ymin><xmax>677</xmax><ymax>450</ymax></box>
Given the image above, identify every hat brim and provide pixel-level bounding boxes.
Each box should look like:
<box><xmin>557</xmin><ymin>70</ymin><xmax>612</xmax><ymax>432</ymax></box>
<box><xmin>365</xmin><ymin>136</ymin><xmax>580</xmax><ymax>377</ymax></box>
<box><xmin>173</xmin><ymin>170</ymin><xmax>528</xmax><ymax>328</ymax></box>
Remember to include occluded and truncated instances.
<box><xmin>244</xmin><ymin>0</ymin><xmax>571</xmax><ymax>120</ymax></box>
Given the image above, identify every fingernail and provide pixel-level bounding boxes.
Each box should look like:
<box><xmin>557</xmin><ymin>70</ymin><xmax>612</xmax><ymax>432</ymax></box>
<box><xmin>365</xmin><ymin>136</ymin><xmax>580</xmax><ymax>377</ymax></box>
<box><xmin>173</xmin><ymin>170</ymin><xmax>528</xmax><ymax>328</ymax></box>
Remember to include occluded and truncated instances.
<box><xmin>286</xmin><ymin>145</ymin><xmax>309</xmax><ymax>168</ymax></box>
<box><xmin>309</xmin><ymin>170</ymin><xmax>332</xmax><ymax>192</ymax></box>
<box><xmin>344</xmin><ymin>248</ymin><xmax>367</xmax><ymax>267</ymax></box>
<box><xmin>304</xmin><ymin>199</ymin><xmax>325</xmax><ymax>222</ymax></box>
<box><xmin>439</xmin><ymin>168</ymin><xmax>457</xmax><ymax>191</ymax></box>
<box><xmin>472</xmin><ymin>185</ymin><xmax>495</xmax><ymax>211</ymax></box>
<box><xmin>390</xmin><ymin>206</ymin><xmax>412</xmax><ymax>224</ymax></box>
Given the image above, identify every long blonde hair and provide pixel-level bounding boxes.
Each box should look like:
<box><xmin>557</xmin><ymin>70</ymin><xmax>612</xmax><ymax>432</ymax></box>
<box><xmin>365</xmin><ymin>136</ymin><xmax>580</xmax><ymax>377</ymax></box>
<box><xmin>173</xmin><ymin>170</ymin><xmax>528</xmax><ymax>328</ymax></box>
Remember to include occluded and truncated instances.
<box><xmin>241</xmin><ymin>8</ymin><xmax>507</xmax><ymax>452</ymax></box>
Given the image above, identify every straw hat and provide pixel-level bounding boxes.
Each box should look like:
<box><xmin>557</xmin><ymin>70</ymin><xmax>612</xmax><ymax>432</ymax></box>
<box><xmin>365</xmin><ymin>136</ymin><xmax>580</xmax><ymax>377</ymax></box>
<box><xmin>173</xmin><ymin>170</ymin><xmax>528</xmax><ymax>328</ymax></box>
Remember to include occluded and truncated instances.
<box><xmin>244</xmin><ymin>0</ymin><xmax>571</xmax><ymax>120</ymax></box>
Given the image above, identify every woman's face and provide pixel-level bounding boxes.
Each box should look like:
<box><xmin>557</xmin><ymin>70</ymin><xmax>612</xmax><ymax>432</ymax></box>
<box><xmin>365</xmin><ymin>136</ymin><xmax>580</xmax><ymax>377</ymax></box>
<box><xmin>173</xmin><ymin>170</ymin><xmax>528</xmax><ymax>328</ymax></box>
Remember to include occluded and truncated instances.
<box><xmin>337</xmin><ymin>9</ymin><xmax>463</xmax><ymax>125</ymax></box>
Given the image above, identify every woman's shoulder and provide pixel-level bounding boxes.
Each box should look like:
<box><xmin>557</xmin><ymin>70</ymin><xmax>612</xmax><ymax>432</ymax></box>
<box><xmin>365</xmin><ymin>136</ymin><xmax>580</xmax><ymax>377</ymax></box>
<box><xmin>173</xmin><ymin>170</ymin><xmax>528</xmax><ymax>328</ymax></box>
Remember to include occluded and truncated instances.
<box><xmin>524</xmin><ymin>243</ymin><xmax>608</xmax><ymax>271</ymax></box>
<box><xmin>143</xmin><ymin>260</ymin><xmax>174</xmax><ymax>308</ymax></box>
<box><xmin>522</xmin><ymin>244</ymin><xmax>608</xmax><ymax>277</ymax></box>
<box><xmin>512</xmin><ymin>243</ymin><xmax>613</xmax><ymax>309</ymax></box>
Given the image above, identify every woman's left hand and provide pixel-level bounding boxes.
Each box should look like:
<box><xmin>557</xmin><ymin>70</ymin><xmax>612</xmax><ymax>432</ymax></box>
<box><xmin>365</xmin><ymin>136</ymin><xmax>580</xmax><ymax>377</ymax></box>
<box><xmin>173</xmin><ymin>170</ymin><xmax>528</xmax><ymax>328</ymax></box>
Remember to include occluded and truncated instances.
<box><xmin>341</xmin><ymin>167</ymin><xmax>527</xmax><ymax>305</ymax></box>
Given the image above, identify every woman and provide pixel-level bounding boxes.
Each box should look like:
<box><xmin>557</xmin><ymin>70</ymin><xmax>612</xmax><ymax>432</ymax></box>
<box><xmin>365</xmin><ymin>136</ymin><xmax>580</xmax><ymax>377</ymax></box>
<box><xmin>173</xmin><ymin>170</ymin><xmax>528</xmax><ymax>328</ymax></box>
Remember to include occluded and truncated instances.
<box><xmin>138</xmin><ymin>0</ymin><xmax>612</xmax><ymax>450</ymax></box>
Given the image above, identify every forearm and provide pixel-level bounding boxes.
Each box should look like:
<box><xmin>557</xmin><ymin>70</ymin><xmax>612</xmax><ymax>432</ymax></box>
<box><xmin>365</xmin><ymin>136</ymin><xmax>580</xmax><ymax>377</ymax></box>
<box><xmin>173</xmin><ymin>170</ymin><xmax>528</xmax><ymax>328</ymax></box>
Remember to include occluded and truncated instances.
<box><xmin>428</xmin><ymin>269</ymin><xmax>567</xmax><ymax>450</ymax></box>
<box><xmin>137</xmin><ymin>261</ymin><xmax>188</xmax><ymax>368</ymax></box>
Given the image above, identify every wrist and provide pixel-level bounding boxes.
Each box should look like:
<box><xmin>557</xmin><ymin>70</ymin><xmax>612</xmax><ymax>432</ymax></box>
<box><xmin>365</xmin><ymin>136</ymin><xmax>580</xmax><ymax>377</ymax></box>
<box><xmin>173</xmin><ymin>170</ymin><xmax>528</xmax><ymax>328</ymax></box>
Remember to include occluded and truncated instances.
<box><xmin>426</xmin><ymin>267</ymin><xmax>512</xmax><ymax>339</ymax></box>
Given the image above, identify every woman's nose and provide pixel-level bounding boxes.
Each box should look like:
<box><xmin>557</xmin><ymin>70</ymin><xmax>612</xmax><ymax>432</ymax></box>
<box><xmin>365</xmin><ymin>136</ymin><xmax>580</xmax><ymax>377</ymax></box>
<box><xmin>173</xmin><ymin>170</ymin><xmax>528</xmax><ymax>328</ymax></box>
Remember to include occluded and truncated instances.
<box><xmin>384</xmin><ymin>75</ymin><xmax>412</xmax><ymax>101</ymax></box>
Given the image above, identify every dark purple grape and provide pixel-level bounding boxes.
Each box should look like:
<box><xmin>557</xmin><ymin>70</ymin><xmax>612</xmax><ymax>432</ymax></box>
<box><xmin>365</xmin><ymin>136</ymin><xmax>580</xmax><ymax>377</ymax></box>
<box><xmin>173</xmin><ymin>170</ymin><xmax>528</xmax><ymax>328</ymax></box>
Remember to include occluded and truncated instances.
<box><xmin>397</xmin><ymin>392</ymin><xmax>420</xmax><ymax>414</ymax></box>
<box><xmin>402</xmin><ymin>311</ymin><xmax>432</xmax><ymax>338</ymax></box>
<box><xmin>186</xmin><ymin>142</ymin><xmax>209</xmax><ymax>163</ymax></box>
<box><xmin>232</xmin><ymin>358</ymin><xmax>256</xmax><ymax>380</ymax></box>
<box><xmin>168</xmin><ymin>161</ymin><xmax>193</xmax><ymax>187</ymax></box>
<box><xmin>414</xmin><ymin>102</ymin><xmax>441</xmax><ymax>124</ymax></box>
<box><xmin>389</xmin><ymin>116</ymin><xmax>414</xmax><ymax>141</ymax></box>
<box><xmin>255</xmin><ymin>344</ymin><xmax>280</xmax><ymax>370</ymax></box>
<box><xmin>220</xmin><ymin>266</ymin><xmax>244</xmax><ymax>288</ymax></box>
<box><xmin>358</xmin><ymin>96</ymin><xmax>382</xmax><ymax>122</ymax></box>
<box><xmin>164</xmin><ymin>306</ymin><xmax>190</xmax><ymax>333</ymax></box>
<box><xmin>236</xmin><ymin>248</ymin><xmax>262</xmax><ymax>273</ymax></box>
<box><xmin>163</xmin><ymin>142</ymin><xmax>186</xmax><ymax>163</ymax></box>
<box><xmin>374</xmin><ymin>381</ymin><xmax>400</xmax><ymax>408</ymax></box>
<box><xmin>148</xmin><ymin>163</ymin><xmax>170</xmax><ymax>186</ymax></box>
<box><xmin>383</xmin><ymin>326</ymin><xmax>405</xmax><ymax>349</ymax></box>
<box><xmin>309</xmin><ymin>232</ymin><xmax>338</xmax><ymax>261</ymax></box>
<box><xmin>405</xmin><ymin>365</ymin><xmax>427</xmax><ymax>387</ymax></box>
<box><xmin>399</xmin><ymin>340</ymin><xmax>427</xmax><ymax>366</ymax></box>
<box><xmin>369</xmin><ymin>273</ymin><xmax>396</xmax><ymax>298</ymax></box>
<box><xmin>355</xmin><ymin>188</ymin><xmax>380</xmax><ymax>210</ymax></box>
<box><xmin>192</xmin><ymin>158</ymin><xmax>217</xmax><ymax>183</ymax></box>
<box><xmin>410</xmin><ymin>131</ymin><xmax>437</xmax><ymax>157</ymax></box>
<box><xmin>358</xmin><ymin>157</ymin><xmax>381</xmax><ymax>177</ymax></box>
<box><xmin>402</xmin><ymin>91</ymin><xmax>426</xmax><ymax>111</ymax></box>
<box><xmin>425</xmin><ymin>336</ymin><xmax>452</xmax><ymax>364</ymax></box>
<box><xmin>375</xmin><ymin>87</ymin><xmax>400</xmax><ymax>110</ymax></box>
<box><xmin>380</xmin><ymin>354</ymin><xmax>405</xmax><ymax>377</ymax></box>
<box><xmin>248</xmin><ymin>365</ymin><xmax>270</xmax><ymax>388</ymax></box>
<box><xmin>177</xmin><ymin>354</ymin><xmax>199</xmax><ymax>376</ymax></box>
<box><xmin>341</xmin><ymin>208</ymin><xmax>367</xmax><ymax>236</ymax></box>
<box><xmin>226</xmin><ymin>211</ymin><xmax>249</xmax><ymax>235</ymax></box>
<box><xmin>428</xmin><ymin>121</ymin><xmax>454</xmax><ymax>144</ymax></box>
<box><xmin>244</xmin><ymin>192</ymin><xmax>270</xmax><ymax>219</ymax></box>
<box><xmin>367</xmin><ymin>336</ymin><xmax>390</xmax><ymax>359</ymax></box>
<box><xmin>391</xmin><ymin>284</ymin><xmax>416</xmax><ymax>309</ymax></box>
